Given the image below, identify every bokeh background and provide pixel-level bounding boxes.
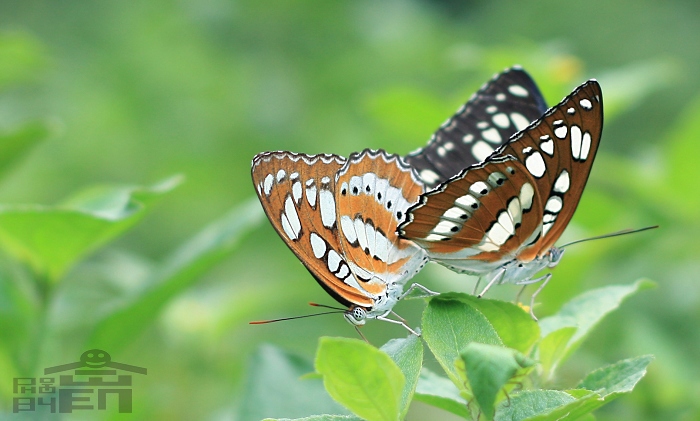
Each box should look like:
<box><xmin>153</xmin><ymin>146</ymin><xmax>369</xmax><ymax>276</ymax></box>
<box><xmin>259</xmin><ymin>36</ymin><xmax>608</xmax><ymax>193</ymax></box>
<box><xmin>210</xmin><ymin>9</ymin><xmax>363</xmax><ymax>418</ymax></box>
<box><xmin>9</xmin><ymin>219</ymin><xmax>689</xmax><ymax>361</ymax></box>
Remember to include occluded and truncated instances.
<box><xmin>0</xmin><ymin>0</ymin><xmax>698</xmax><ymax>420</ymax></box>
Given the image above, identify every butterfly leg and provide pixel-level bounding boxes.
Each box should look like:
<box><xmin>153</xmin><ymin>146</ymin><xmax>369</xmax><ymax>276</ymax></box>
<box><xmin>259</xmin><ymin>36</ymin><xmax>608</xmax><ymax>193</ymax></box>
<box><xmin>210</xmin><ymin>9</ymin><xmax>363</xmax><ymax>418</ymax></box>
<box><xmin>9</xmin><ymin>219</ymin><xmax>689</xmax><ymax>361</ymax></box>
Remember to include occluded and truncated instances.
<box><xmin>528</xmin><ymin>273</ymin><xmax>552</xmax><ymax>320</ymax></box>
<box><xmin>514</xmin><ymin>284</ymin><xmax>528</xmax><ymax>304</ymax></box>
<box><xmin>376</xmin><ymin>313</ymin><xmax>421</xmax><ymax>336</ymax></box>
<box><xmin>515</xmin><ymin>273</ymin><xmax>552</xmax><ymax>320</ymax></box>
<box><xmin>400</xmin><ymin>283</ymin><xmax>439</xmax><ymax>300</ymax></box>
<box><xmin>354</xmin><ymin>326</ymin><xmax>370</xmax><ymax>344</ymax></box>
<box><xmin>477</xmin><ymin>268</ymin><xmax>506</xmax><ymax>298</ymax></box>
<box><xmin>472</xmin><ymin>277</ymin><xmax>481</xmax><ymax>295</ymax></box>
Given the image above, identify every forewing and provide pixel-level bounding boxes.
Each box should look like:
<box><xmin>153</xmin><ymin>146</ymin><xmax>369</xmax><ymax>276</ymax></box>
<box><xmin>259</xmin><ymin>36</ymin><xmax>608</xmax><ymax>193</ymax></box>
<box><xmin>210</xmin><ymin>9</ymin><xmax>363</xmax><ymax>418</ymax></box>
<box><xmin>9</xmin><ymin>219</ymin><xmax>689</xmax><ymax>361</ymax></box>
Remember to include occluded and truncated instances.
<box><xmin>398</xmin><ymin>156</ymin><xmax>544</xmax><ymax>274</ymax></box>
<box><xmin>406</xmin><ymin>67</ymin><xmax>548</xmax><ymax>188</ymax></box>
<box><xmin>251</xmin><ymin>151</ymin><xmax>373</xmax><ymax>308</ymax></box>
<box><xmin>494</xmin><ymin>80</ymin><xmax>603</xmax><ymax>258</ymax></box>
<box><xmin>335</xmin><ymin>149</ymin><xmax>428</xmax><ymax>293</ymax></box>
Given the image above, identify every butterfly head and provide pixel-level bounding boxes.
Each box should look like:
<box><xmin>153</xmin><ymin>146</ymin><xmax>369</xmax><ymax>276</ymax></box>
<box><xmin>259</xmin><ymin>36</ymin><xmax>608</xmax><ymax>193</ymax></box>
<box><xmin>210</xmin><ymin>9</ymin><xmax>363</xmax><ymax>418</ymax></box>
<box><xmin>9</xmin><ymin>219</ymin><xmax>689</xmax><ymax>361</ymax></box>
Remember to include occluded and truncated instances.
<box><xmin>344</xmin><ymin>306</ymin><xmax>368</xmax><ymax>326</ymax></box>
<box><xmin>498</xmin><ymin>246</ymin><xmax>565</xmax><ymax>285</ymax></box>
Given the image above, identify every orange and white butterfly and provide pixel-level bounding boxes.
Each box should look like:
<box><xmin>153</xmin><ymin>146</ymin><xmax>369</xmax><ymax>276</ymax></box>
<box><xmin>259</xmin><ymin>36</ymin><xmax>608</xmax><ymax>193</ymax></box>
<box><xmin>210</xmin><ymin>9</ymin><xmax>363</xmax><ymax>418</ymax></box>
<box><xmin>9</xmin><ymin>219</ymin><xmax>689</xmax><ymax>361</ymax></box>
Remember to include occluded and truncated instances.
<box><xmin>399</xmin><ymin>80</ymin><xmax>604</xmax><ymax>316</ymax></box>
<box><xmin>251</xmin><ymin>149</ymin><xmax>434</xmax><ymax>333</ymax></box>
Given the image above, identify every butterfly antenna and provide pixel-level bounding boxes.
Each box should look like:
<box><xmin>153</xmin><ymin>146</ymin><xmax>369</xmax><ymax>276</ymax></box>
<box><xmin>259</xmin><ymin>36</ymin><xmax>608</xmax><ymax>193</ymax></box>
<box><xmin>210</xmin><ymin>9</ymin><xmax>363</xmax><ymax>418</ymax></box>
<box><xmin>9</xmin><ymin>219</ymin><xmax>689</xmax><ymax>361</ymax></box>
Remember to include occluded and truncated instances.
<box><xmin>559</xmin><ymin>225</ymin><xmax>658</xmax><ymax>249</ymax></box>
<box><xmin>308</xmin><ymin>302</ymin><xmax>347</xmax><ymax>311</ymax></box>
<box><xmin>249</xmin><ymin>310</ymin><xmax>345</xmax><ymax>324</ymax></box>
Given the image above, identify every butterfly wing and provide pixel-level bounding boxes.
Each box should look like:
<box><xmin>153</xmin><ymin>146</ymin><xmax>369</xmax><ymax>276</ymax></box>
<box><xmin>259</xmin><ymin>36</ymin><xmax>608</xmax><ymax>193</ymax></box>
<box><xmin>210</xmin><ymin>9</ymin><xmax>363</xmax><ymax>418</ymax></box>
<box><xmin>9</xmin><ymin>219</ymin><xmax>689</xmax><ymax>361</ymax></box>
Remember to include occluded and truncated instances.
<box><xmin>494</xmin><ymin>80</ymin><xmax>603</xmax><ymax>260</ymax></box>
<box><xmin>335</xmin><ymin>149</ymin><xmax>428</xmax><ymax>295</ymax></box>
<box><xmin>405</xmin><ymin>66</ymin><xmax>548</xmax><ymax>188</ymax></box>
<box><xmin>398</xmin><ymin>156</ymin><xmax>544</xmax><ymax>274</ymax></box>
<box><xmin>252</xmin><ymin>151</ymin><xmax>373</xmax><ymax>308</ymax></box>
<box><xmin>399</xmin><ymin>80</ymin><xmax>603</xmax><ymax>272</ymax></box>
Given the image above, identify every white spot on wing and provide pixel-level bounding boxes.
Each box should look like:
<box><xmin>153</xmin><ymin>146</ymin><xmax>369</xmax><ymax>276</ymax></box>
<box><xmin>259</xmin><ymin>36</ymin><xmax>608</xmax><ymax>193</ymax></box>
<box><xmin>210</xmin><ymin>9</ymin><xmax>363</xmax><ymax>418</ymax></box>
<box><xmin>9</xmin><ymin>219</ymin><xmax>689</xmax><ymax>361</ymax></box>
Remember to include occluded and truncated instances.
<box><xmin>540</xmin><ymin>138</ymin><xmax>554</xmax><ymax>156</ymax></box>
<box><xmin>469</xmin><ymin>181</ymin><xmax>490</xmax><ymax>196</ymax></box>
<box><xmin>497</xmin><ymin>210</ymin><xmax>515</xmax><ymax>235</ymax></box>
<box><xmin>375</xmin><ymin>231</ymin><xmax>389</xmax><ymax>262</ymax></box>
<box><xmin>554</xmin><ymin>124</ymin><xmax>568</xmax><ymax>139</ymax></box>
<box><xmin>327</xmin><ymin>250</ymin><xmax>341</xmax><ymax>272</ymax></box>
<box><xmin>580</xmin><ymin>131</ymin><xmax>592</xmax><ymax>160</ymax></box>
<box><xmin>292</xmin><ymin>181</ymin><xmax>302</xmax><ymax>205</ymax></box>
<box><xmin>362</xmin><ymin>173</ymin><xmax>377</xmax><ymax>195</ymax></box>
<box><xmin>281</xmin><ymin>214</ymin><xmax>295</xmax><ymax>240</ymax></box>
<box><xmin>482</xmin><ymin>127</ymin><xmax>502</xmax><ymax>144</ymax></box>
<box><xmin>375</xmin><ymin>178</ymin><xmax>389</xmax><ymax>203</ymax></box>
<box><xmin>420</xmin><ymin>170</ymin><xmax>440</xmax><ymax>184</ymax></box>
<box><xmin>580</xmin><ymin>98</ymin><xmax>593</xmax><ymax>110</ymax></box>
<box><xmin>553</xmin><ymin>170</ymin><xmax>570</xmax><ymax>193</ymax></box>
<box><xmin>284</xmin><ymin>196</ymin><xmax>302</xmax><ymax>237</ymax></box>
<box><xmin>263</xmin><ymin>174</ymin><xmax>274</xmax><ymax>196</ymax></box>
<box><xmin>507</xmin><ymin>197</ymin><xmax>522</xmax><ymax>226</ymax></box>
<box><xmin>354</xmin><ymin>218</ymin><xmax>368</xmax><ymax>251</ymax></box>
<box><xmin>425</xmin><ymin>233</ymin><xmax>447</xmax><ymax>241</ymax></box>
<box><xmin>442</xmin><ymin>206</ymin><xmax>468</xmax><ymax>220</ymax></box>
<box><xmin>455</xmin><ymin>194</ymin><xmax>479</xmax><ymax>209</ymax></box>
<box><xmin>276</xmin><ymin>169</ymin><xmax>286</xmax><ymax>182</ymax></box>
<box><xmin>525</xmin><ymin>151</ymin><xmax>546</xmax><ymax>178</ymax></box>
<box><xmin>508</xmin><ymin>84</ymin><xmax>529</xmax><ymax>97</ymax></box>
<box><xmin>545</xmin><ymin>196</ymin><xmax>563</xmax><ymax>213</ymax></box>
<box><xmin>319</xmin><ymin>189</ymin><xmax>336</xmax><ymax>228</ymax></box>
<box><xmin>432</xmin><ymin>220</ymin><xmax>459</xmax><ymax>235</ymax></box>
<box><xmin>306</xmin><ymin>185</ymin><xmax>317</xmax><ymax>207</ymax></box>
<box><xmin>510</xmin><ymin>112</ymin><xmax>530</xmax><ymax>131</ymax></box>
<box><xmin>542</xmin><ymin>221</ymin><xmax>554</xmax><ymax>236</ymax></box>
<box><xmin>520</xmin><ymin>183</ymin><xmax>534</xmax><ymax>211</ymax></box>
<box><xmin>310</xmin><ymin>233</ymin><xmax>326</xmax><ymax>258</ymax></box>
<box><xmin>570</xmin><ymin>125</ymin><xmax>583</xmax><ymax>159</ymax></box>
<box><xmin>341</xmin><ymin>215</ymin><xmax>357</xmax><ymax>244</ymax></box>
<box><xmin>463</xmin><ymin>133</ymin><xmax>474</xmax><ymax>143</ymax></box>
<box><xmin>472</xmin><ymin>140</ymin><xmax>494</xmax><ymax>162</ymax></box>
<box><xmin>492</xmin><ymin>113</ymin><xmax>510</xmax><ymax>128</ymax></box>
<box><xmin>336</xmin><ymin>264</ymin><xmax>350</xmax><ymax>279</ymax></box>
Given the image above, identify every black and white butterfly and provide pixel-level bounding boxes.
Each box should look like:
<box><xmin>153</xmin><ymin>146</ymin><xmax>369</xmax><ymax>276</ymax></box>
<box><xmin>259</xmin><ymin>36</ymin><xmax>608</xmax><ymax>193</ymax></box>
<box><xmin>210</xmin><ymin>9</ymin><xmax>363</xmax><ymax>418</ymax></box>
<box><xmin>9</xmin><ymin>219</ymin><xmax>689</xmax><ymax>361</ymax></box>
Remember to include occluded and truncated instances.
<box><xmin>405</xmin><ymin>66</ymin><xmax>548</xmax><ymax>188</ymax></box>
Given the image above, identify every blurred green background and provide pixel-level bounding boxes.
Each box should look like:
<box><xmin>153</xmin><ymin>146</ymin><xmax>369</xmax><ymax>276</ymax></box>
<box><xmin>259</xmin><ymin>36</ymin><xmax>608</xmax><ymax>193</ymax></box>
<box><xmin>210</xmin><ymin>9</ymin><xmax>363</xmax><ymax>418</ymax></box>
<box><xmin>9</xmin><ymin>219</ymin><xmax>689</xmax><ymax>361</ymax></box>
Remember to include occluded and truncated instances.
<box><xmin>0</xmin><ymin>0</ymin><xmax>698</xmax><ymax>420</ymax></box>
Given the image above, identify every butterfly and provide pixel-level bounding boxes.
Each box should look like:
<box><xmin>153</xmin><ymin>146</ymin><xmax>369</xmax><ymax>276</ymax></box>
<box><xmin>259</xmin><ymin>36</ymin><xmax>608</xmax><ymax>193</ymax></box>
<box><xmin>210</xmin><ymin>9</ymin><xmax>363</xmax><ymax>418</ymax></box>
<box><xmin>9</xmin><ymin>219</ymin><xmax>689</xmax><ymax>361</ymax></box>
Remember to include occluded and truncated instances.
<box><xmin>251</xmin><ymin>149</ymin><xmax>432</xmax><ymax>333</ymax></box>
<box><xmin>398</xmin><ymin>80</ymin><xmax>603</xmax><ymax>316</ymax></box>
<box><xmin>406</xmin><ymin>66</ymin><xmax>548</xmax><ymax>188</ymax></box>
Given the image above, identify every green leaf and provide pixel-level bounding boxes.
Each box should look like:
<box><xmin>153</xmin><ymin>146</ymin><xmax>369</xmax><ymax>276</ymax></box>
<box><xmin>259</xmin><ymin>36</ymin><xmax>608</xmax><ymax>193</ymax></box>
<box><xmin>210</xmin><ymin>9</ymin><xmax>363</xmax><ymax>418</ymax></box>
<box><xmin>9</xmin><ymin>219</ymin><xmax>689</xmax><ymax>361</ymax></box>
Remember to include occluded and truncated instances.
<box><xmin>494</xmin><ymin>389</ymin><xmax>601</xmax><ymax>421</ymax></box>
<box><xmin>460</xmin><ymin>343</ymin><xmax>535</xmax><ymax>420</ymax></box>
<box><xmin>0</xmin><ymin>176</ymin><xmax>181</xmax><ymax>281</ymax></box>
<box><xmin>238</xmin><ymin>345</ymin><xmax>348</xmax><ymax>421</ymax></box>
<box><xmin>380</xmin><ymin>334</ymin><xmax>423</xmax><ymax>419</ymax></box>
<box><xmin>87</xmin><ymin>198</ymin><xmax>264</xmax><ymax>352</ymax></box>
<box><xmin>422</xmin><ymin>293</ymin><xmax>500</xmax><ymax>388</ymax></box>
<box><xmin>492</xmin><ymin>356</ymin><xmax>654</xmax><ymax>420</ymax></box>
<box><xmin>538</xmin><ymin>327</ymin><xmax>577</xmax><ymax>381</ymax></box>
<box><xmin>538</xmin><ymin>279</ymin><xmax>654</xmax><ymax>372</ymax></box>
<box><xmin>315</xmin><ymin>337</ymin><xmax>404</xmax><ymax>421</ymax></box>
<box><xmin>0</xmin><ymin>121</ymin><xmax>52</xmax><ymax>179</ymax></box>
<box><xmin>458</xmin><ymin>294</ymin><xmax>540</xmax><ymax>354</ymax></box>
<box><xmin>414</xmin><ymin>368</ymin><xmax>469</xmax><ymax>418</ymax></box>
<box><xmin>579</xmin><ymin>355</ymin><xmax>654</xmax><ymax>398</ymax></box>
<box><xmin>264</xmin><ymin>416</ymin><xmax>363</xmax><ymax>421</ymax></box>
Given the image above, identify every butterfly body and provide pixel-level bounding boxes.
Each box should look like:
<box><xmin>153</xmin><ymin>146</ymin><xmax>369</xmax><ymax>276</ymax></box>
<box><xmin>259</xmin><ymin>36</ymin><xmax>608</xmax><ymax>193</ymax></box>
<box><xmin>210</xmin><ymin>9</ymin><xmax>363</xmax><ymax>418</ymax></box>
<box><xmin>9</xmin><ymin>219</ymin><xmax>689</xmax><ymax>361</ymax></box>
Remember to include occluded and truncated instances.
<box><xmin>399</xmin><ymin>80</ymin><xmax>603</xmax><ymax>305</ymax></box>
<box><xmin>252</xmin><ymin>149</ymin><xmax>429</xmax><ymax>330</ymax></box>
